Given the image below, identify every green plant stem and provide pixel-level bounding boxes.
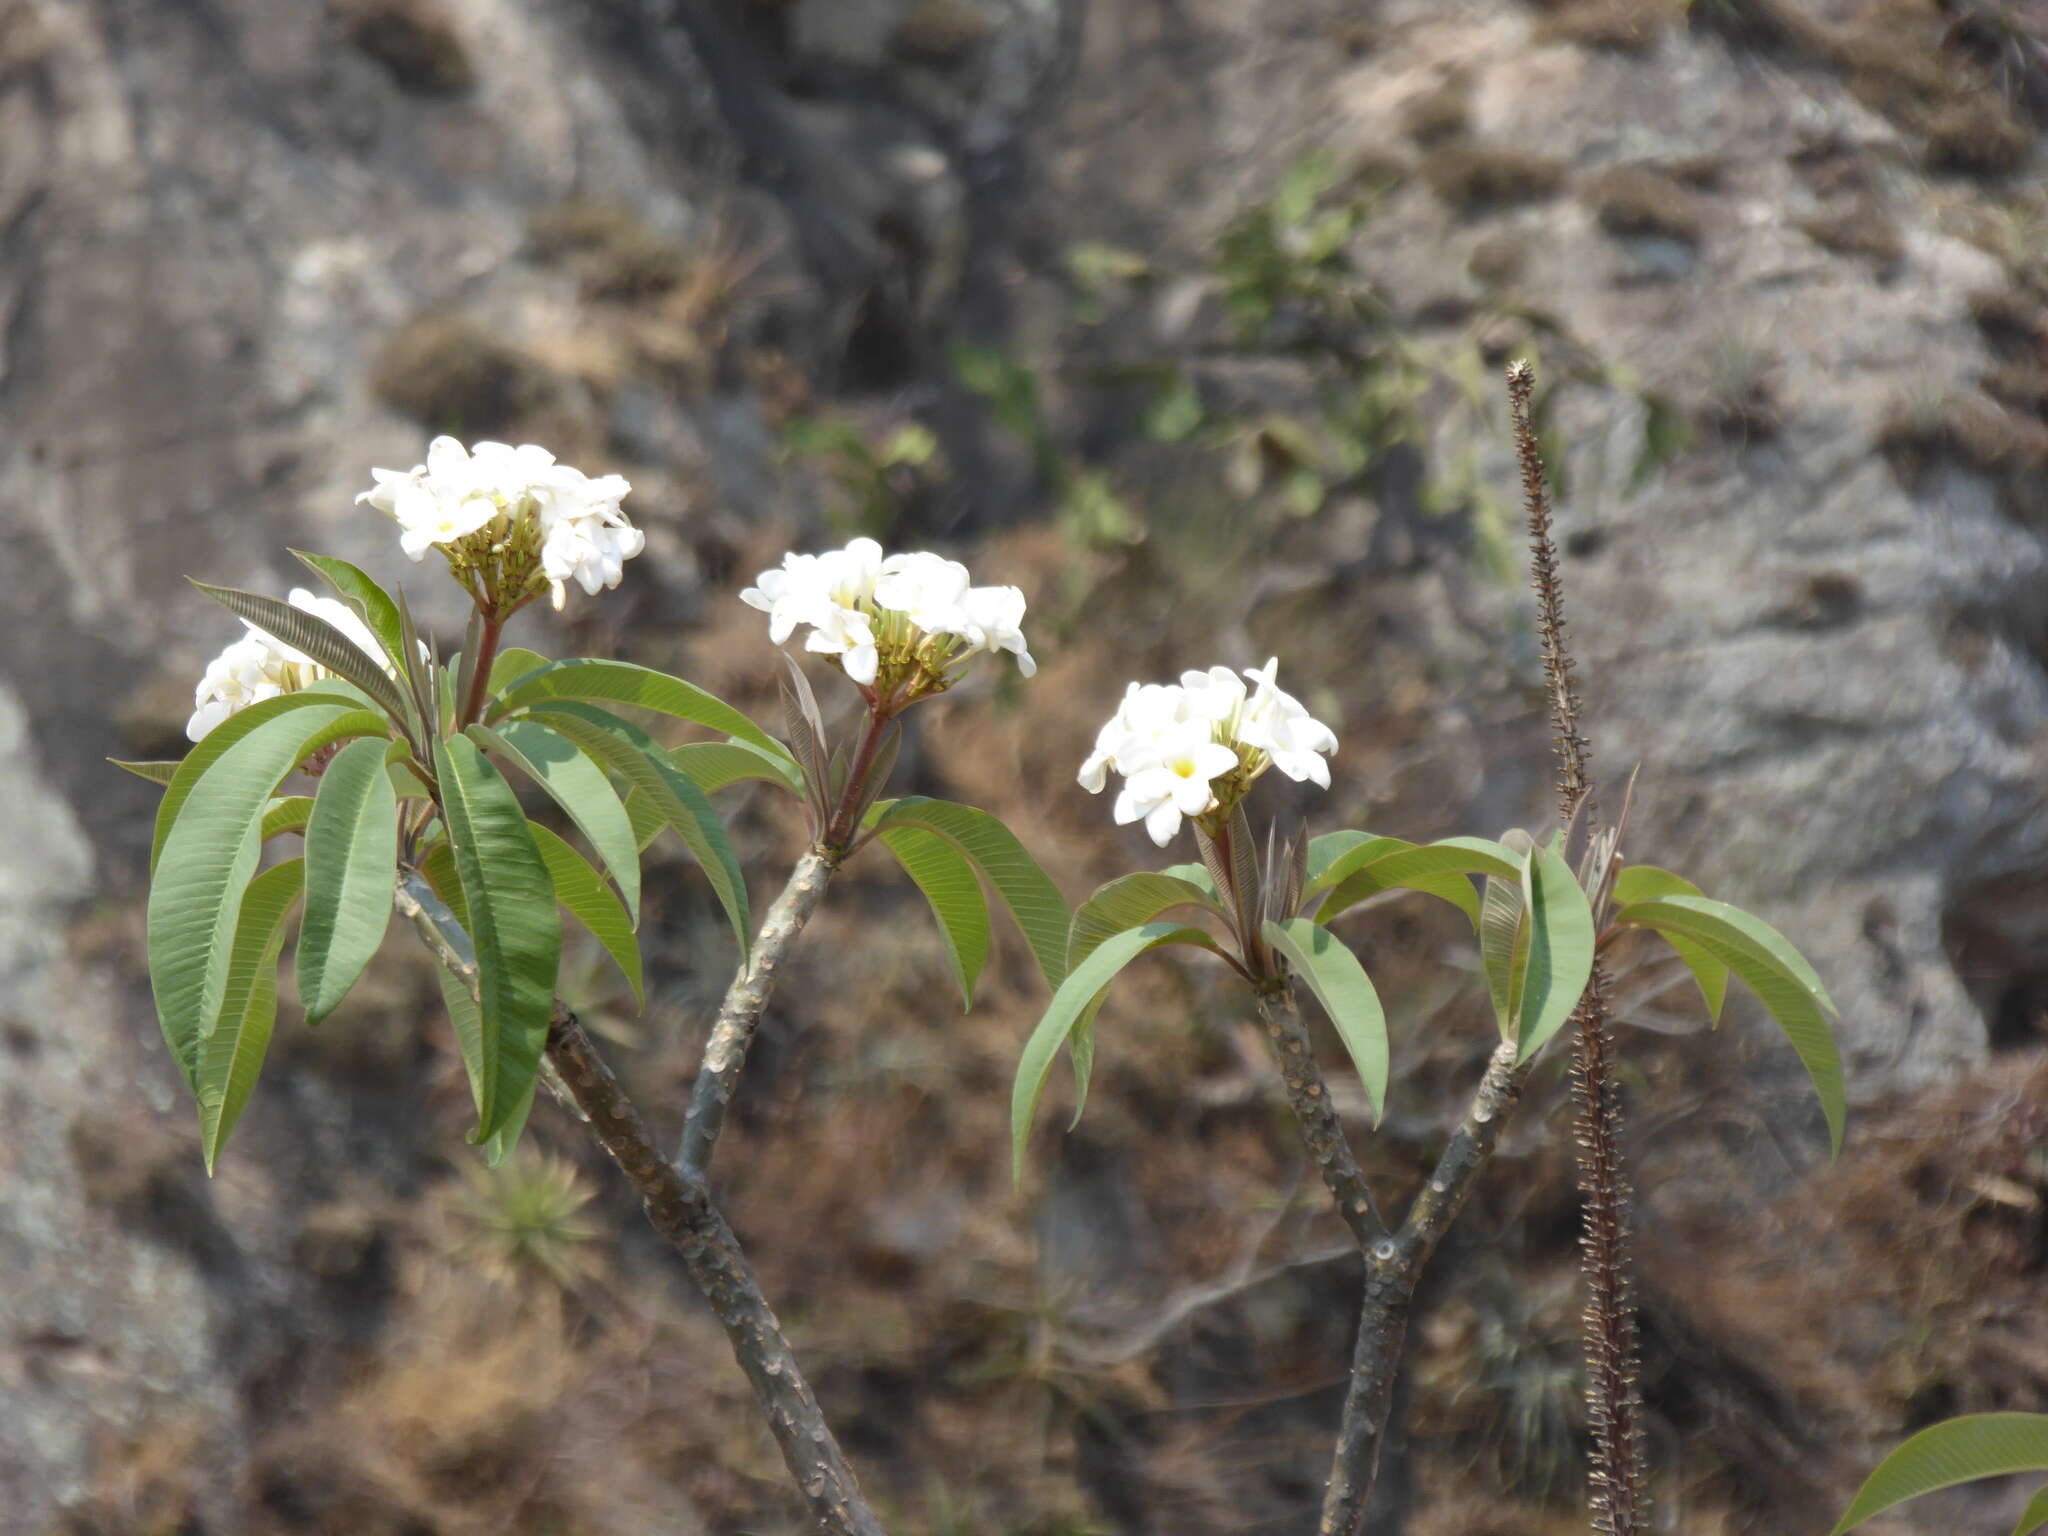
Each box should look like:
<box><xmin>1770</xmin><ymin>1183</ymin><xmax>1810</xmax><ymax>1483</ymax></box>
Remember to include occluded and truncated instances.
<box><xmin>459</xmin><ymin>609</ymin><xmax>505</xmax><ymax>730</ymax></box>
<box><xmin>1317</xmin><ymin>1039</ymin><xmax>1525</xmax><ymax>1536</ymax></box>
<box><xmin>678</xmin><ymin>847</ymin><xmax>840</xmax><ymax>1175</ymax></box>
<box><xmin>394</xmin><ymin>873</ymin><xmax>888</xmax><ymax>1536</ymax></box>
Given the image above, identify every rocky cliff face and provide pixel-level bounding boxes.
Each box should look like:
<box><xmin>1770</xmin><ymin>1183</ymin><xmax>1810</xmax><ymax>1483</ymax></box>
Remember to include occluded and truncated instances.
<box><xmin>4</xmin><ymin>0</ymin><xmax>2045</xmax><ymax>1531</ymax></box>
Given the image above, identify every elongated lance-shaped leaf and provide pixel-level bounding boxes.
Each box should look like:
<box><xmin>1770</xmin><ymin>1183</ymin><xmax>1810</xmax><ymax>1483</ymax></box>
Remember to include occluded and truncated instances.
<box><xmin>451</xmin><ymin>609</ymin><xmax>484</xmax><ymax>730</ymax></box>
<box><xmin>262</xmin><ymin>796</ymin><xmax>316</xmax><ymax>841</ymax></box>
<box><xmin>1831</xmin><ymin>1414</ymin><xmax>2048</xmax><ymax>1535</ymax></box>
<box><xmin>1315</xmin><ymin>836</ymin><xmax>1520</xmax><ymax>928</ymax></box>
<box><xmin>1194</xmin><ymin>825</ymin><xmax>1238</xmax><ymax>941</ymax></box>
<box><xmin>868</xmin><ymin>797</ymin><xmax>1069</xmax><ymax>990</ymax></box>
<box><xmin>1068</xmin><ymin>871</ymin><xmax>1223</xmax><ymax>974</ymax></box>
<box><xmin>1609</xmin><ymin>865</ymin><xmax>1728</xmax><ymax>1022</ymax></box>
<box><xmin>1011</xmin><ymin>922</ymin><xmax>1219</xmax><ymax>1185</ymax></box>
<box><xmin>111</xmin><ymin>758</ymin><xmax>181</xmax><ymax>786</ymax></box>
<box><xmin>148</xmin><ymin>703</ymin><xmax>353</xmax><ymax>1087</ymax></box>
<box><xmin>1477</xmin><ymin>830</ymin><xmax>1536</xmax><ymax>1035</ymax></box>
<box><xmin>153</xmin><ymin>694</ymin><xmax>363</xmax><ymax>874</ymax></box>
<box><xmin>197</xmin><ymin>857</ymin><xmax>303</xmax><ymax>1172</ymax></box>
<box><xmin>393</xmin><ymin>583</ymin><xmax>437</xmax><ymax>744</ymax></box>
<box><xmin>2014</xmin><ymin>1484</ymin><xmax>2048</xmax><ymax>1536</ymax></box>
<box><xmin>1228</xmin><ymin>803</ymin><xmax>1264</xmax><ymax>941</ymax></box>
<box><xmin>853</xmin><ymin>721</ymin><xmax>903</xmax><ymax>829</ymax></box>
<box><xmin>1304</xmin><ymin>830</ymin><xmax>1381</xmax><ymax>891</ymax></box>
<box><xmin>1264</xmin><ymin>917</ymin><xmax>1389</xmax><ymax>1123</ymax></box>
<box><xmin>486</xmin><ymin>646</ymin><xmax>553</xmax><ymax>697</ymax></box>
<box><xmin>1158</xmin><ymin>862</ymin><xmax>1221</xmax><ymax>903</ymax></box>
<box><xmin>1614</xmin><ymin>893</ymin><xmax>1844</xmax><ymax>1153</ymax></box>
<box><xmin>524</xmin><ymin>702</ymin><xmax>750</xmax><ymax>959</ymax></box>
<box><xmin>297</xmin><ymin>737</ymin><xmax>400</xmax><ymax>1024</ymax></box>
<box><xmin>526</xmin><ymin>820</ymin><xmax>644</xmax><ymax>1008</ymax></box>
<box><xmin>472</xmin><ymin>720</ymin><xmax>642</xmax><ymax>926</ymax></box>
<box><xmin>1067</xmin><ymin>1013</ymin><xmax>1097</xmax><ymax>1131</ymax></box>
<box><xmin>1513</xmin><ymin>837</ymin><xmax>1597</xmax><ymax>1063</ymax></box>
<box><xmin>489</xmin><ymin>657</ymin><xmax>787</xmax><ymax>760</ymax></box>
<box><xmin>433</xmin><ymin>734</ymin><xmax>563</xmax><ymax>1143</ymax></box>
<box><xmin>879</xmin><ymin>825</ymin><xmax>990</xmax><ymax>1009</ymax></box>
<box><xmin>291</xmin><ymin>551</ymin><xmax>411</xmax><ymax>682</ymax></box>
<box><xmin>191</xmin><ymin>581</ymin><xmax>416</xmax><ymax>732</ymax></box>
<box><xmin>776</xmin><ymin>649</ymin><xmax>832</xmax><ymax>831</ymax></box>
<box><xmin>669</xmin><ymin>739</ymin><xmax>806</xmax><ymax>798</ymax></box>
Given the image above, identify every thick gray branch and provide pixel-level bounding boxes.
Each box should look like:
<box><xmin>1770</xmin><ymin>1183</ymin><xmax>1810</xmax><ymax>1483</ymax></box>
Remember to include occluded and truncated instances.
<box><xmin>395</xmin><ymin>873</ymin><xmax>887</xmax><ymax>1536</ymax></box>
<box><xmin>1319</xmin><ymin>1039</ymin><xmax>1525</xmax><ymax>1536</ymax></box>
<box><xmin>1255</xmin><ymin>988</ymin><xmax>1388</xmax><ymax>1248</ymax></box>
<box><xmin>679</xmin><ymin>847</ymin><xmax>838</xmax><ymax>1174</ymax></box>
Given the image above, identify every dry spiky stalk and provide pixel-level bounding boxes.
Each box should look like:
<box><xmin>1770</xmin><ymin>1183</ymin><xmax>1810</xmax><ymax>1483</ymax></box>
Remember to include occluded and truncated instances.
<box><xmin>1507</xmin><ymin>359</ymin><xmax>1647</xmax><ymax>1535</ymax></box>
<box><xmin>1507</xmin><ymin>360</ymin><xmax>1596</xmax><ymax>826</ymax></box>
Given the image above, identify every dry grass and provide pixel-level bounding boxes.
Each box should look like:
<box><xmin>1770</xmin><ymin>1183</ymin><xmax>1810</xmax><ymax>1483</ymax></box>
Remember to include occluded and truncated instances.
<box><xmin>1799</xmin><ymin>201</ymin><xmax>1906</xmax><ymax>276</ymax></box>
<box><xmin>1530</xmin><ymin>0</ymin><xmax>1679</xmax><ymax>54</ymax></box>
<box><xmin>369</xmin><ymin>313</ymin><xmax>562</xmax><ymax>438</ymax></box>
<box><xmin>331</xmin><ymin>0</ymin><xmax>475</xmax><ymax>96</ymax></box>
<box><xmin>1421</xmin><ymin>143</ymin><xmax>1568</xmax><ymax>211</ymax></box>
<box><xmin>1581</xmin><ymin>164</ymin><xmax>1708</xmax><ymax>245</ymax></box>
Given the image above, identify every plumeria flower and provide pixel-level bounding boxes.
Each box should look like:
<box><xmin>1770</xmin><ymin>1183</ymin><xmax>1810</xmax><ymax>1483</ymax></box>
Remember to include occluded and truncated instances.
<box><xmin>186</xmin><ymin>588</ymin><xmax>390</xmax><ymax>741</ymax></box>
<box><xmin>740</xmin><ymin>538</ymin><xmax>1034</xmax><ymax>697</ymax></box>
<box><xmin>1240</xmin><ymin>657</ymin><xmax>1339</xmax><ymax>788</ymax></box>
<box><xmin>1113</xmin><ymin>722</ymin><xmax>1242</xmax><ymax>846</ymax></box>
<box><xmin>358</xmin><ymin>436</ymin><xmax>643</xmax><ymax>610</ymax></box>
<box><xmin>1077</xmin><ymin>657</ymin><xmax>1338</xmax><ymax>844</ymax></box>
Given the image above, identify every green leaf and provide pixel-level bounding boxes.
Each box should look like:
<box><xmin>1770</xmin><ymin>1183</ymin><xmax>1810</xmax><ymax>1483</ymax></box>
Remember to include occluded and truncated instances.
<box><xmin>291</xmin><ymin>551</ymin><xmax>411</xmax><ymax>680</ymax></box>
<box><xmin>489</xmin><ymin>658</ymin><xmax>786</xmax><ymax>760</ymax></box>
<box><xmin>1010</xmin><ymin>922</ymin><xmax>1218</xmax><ymax>1185</ymax></box>
<box><xmin>879</xmin><ymin>825</ymin><xmax>990</xmax><ymax>1010</ymax></box>
<box><xmin>1831</xmin><ymin>1415</ymin><xmax>2048</xmax><ymax>1535</ymax></box>
<box><xmin>1304</xmin><ymin>831</ymin><xmax>1380</xmax><ymax>891</ymax></box>
<box><xmin>486</xmin><ymin>646</ymin><xmax>553</xmax><ymax>697</ymax></box>
<box><xmin>262</xmin><ymin>796</ymin><xmax>316</xmax><ymax>840</ymax></box>
<box><xmin>297</xmin><ymin>738</ymin><xmax>400</xmax><ymax>1024</ymax></box>
<box><xmin>1158</xmin><ymin>862</ymin><xmax>1222</xmax><ymax>904</ymax></box>
<box><xmin>1614</xmin><ymin>894</ymin><xmax>1844</xmax><ymax>1153</ymax></box>
<box><xmin>433</xmin><ymin>735</ymin><xmax>563</xmax><ymax>1143</ymax></box>
<box><xmin>191</xmin><ymin>581</ymin><xmax>415</xmax><ymax>732</ymax></box>
<box><xmin>472</xmin><ymin>720</ymin><xmax>642</xmax><ymax>927</ymax></box>
<box><xmin>1610</xmin><ymin>865</ymin><xmax>1728</xmax><ymax>1023</ymax></box>
<box><xmin>1478</xmin><ymin>845</ymin><xmax>1528</xmax><ymax>1033</ymax></box>
<box><xmin>1514</xmin><ymin>839</ymin><xmax>1596</xmax><ymax>1063</ymax></box>
<box><xmin>868</xmin><ymin>797</ymin><xmax>1069</xmax><ymax>991</ymax></box>
<box><xmin>1068</xmin><ymin>872</ymin><xmax>1222</xmax><ymax>974</ymax></box>
<box><xmin>147</xmin><ymin>705</ymin><xmax>354</xmax><ymax>1087</ymax></box>
<box><xmin>110</xmin><ymin>758</ymin><xmax>181</xmax><ymax>786</ymax></box>
<box><xmin>152</xmin><ymin>694</ymin><xmax>361</xmax><ymax>874</ymax></box>
<box><xmin>1264</xmin><ymin>917</ymin><xmax>1389</xmax><ymax>1123</ymax></box>
<box><xmin>525</xmin><ymin>702</ymin><xmax>750</xmax><ymax>959</ymax></box>
<box><xmin>2013</xmin><ymin>1484</ymin><xmax>2048</xmax><ymax>1536</ymax></box>
<box><xmin>668</xmin><ymin>739</ymin><xmax>807</xmax><ymax>799</ymax></box>
<box><xmin>526</xmin><ymin>821</ymin><xmax>644</xmax><ymax>1008</ymax></box>
<box><xmin>1315</xmin><ymin>835</ymin><xmax>1518</xmax><ymax>927</ymax></box>
<box><xmin>427</xmin><ymin>958</ymin><xmax>532</xmax><ymax>1163</ymax></box>
<box><xmin>196</xmin><ymin>857</ymin><xmax>303</xmax><ymax>1172</ymax></box>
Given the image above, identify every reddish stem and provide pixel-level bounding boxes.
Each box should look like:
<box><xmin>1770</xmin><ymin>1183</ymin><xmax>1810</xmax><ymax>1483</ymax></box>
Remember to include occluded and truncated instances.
<box><xmin>459</xmin><ymin>609</ymin><xmax>505</xmax><ymax>730</ymax></box>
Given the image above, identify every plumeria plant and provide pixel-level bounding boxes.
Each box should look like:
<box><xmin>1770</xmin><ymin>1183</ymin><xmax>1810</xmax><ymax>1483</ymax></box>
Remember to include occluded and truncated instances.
<box><xmin>1007</xmin><ymin>363</ymin><xmax>1849</xmax><ymax>1536</ymax></box>
<box><xmin>124</xmin><ymin>364</ymin><xmax>1849</xmax><ymax>1536</ymax></box>
<box><xmin>119</xmin><ymin>436</ymin><xmax>1060</xmax><ymax>1536</ymax></box>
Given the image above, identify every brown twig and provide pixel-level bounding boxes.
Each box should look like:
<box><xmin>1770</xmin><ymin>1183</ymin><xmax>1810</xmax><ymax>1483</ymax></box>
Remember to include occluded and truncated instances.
<box><xmin>1317</xmin><ymin>1040</ymin><xmax>1525</xmax><ymax>1535</ymax></box>
<box><xmin>1256</xmin><ymin>986</ymin><xmax>1388</xmax><ymax>1248</ymax></box>
<box><xmin>679</xmin><ymin>847</ymin><xmax>840</xmax><ymax>1174</ymax></box>
<box><xmin>395</xmin><ymin>873</ymin><xmax>888</xmax><ymax>1536</ymax></box>
<box><xmin>1508</xmin><ymin>357</ymin><xmax>1647</xmax><ymax>1536</ymax></box>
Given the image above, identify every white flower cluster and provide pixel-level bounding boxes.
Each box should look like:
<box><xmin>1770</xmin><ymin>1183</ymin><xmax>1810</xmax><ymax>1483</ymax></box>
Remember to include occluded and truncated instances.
<box><xmin>357</xmin><ymin>436</ymin><xmax>644</xmax><ymax>610</ymax></box>
<box><xmin>740</xmin><ymin>537</ymin><xmax>1035</xmax><ymax>690</ymax></box>
<box><xmin>1078</xmin><ymin>658</ymin><xmax>1339</xmax><ymax>845</ymax></box>
<box><xmin>187</xmin><ymin>589</ymin><xmax>386</xmax><ymax>742</ymax></box>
